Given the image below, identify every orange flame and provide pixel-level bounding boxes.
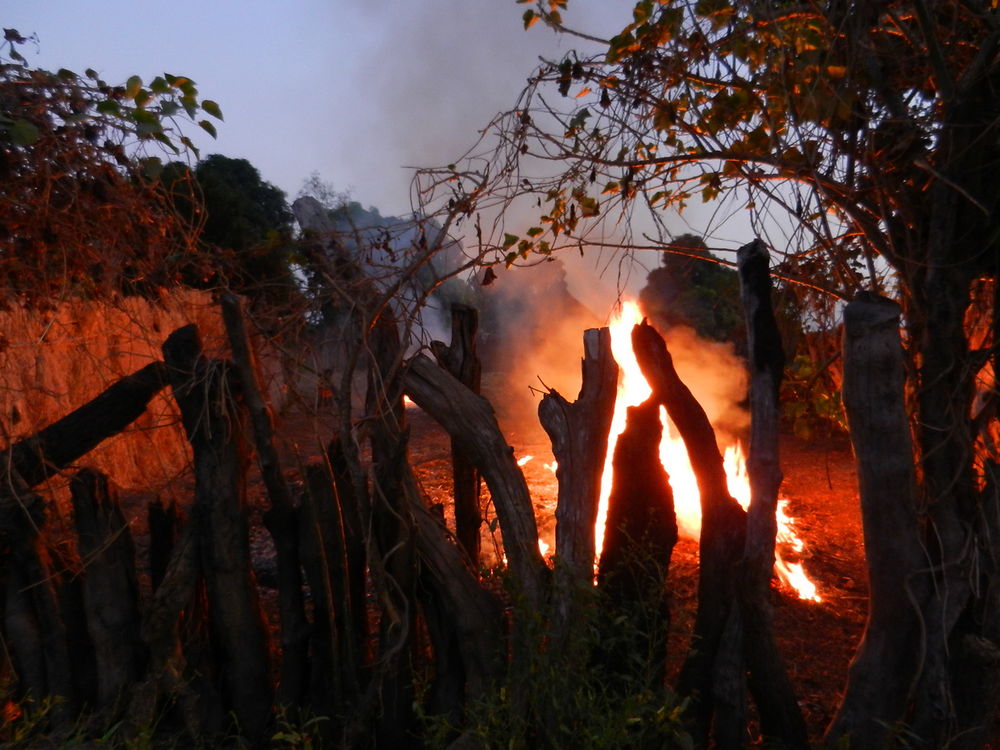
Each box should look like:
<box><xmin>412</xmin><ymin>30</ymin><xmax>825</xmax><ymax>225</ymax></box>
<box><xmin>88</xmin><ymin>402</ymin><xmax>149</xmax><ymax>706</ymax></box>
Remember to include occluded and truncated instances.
<box><xmin>596</xmin><ymin>301</ymin><xmax>820</xmax><ymax>602</ymax></box>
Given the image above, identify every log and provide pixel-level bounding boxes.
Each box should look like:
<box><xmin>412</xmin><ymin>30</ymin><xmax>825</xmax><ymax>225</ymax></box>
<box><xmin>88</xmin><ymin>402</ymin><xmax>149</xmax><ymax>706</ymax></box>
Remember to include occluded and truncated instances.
<box><xmin>162</xmin><ymin>324</ymin><xmax>272</xmax><ymax>739</ymax></box>
<box><xmin>403</xmin><ymin>353</ymin><xmax>547</xmax><ymax>609</ymax></box>
<box><xmin>1</xmin><ymin>361</ymin><xmax>167</xmax><ymax>492</ymax></box>
<box><xmin>431</xmin><ymin>304</ymin><xmax>484</xmax><ymax>566</ymax></box>
<box><xmin>539</xmin><ymin>327</ymin><xmax>618</xmax><ymax>652</ymax></box>
<box><xmin>368</xmin><ymin>314</ymin><xmax>419</xmax><ymax>749</ymax></box>
<box><xmin>596</xmin><ymin>398</ymin><xmax>677</xmax><ymax>687</ymax></box>
<box><xmin>147</xmin><ymin>498</ymin><xmax>179</xmax><ymax>594</ymax></box>
<box><xmin>736</xmin><ymin>239</ymin><xmax>808</xmax><ymax>748</ymax></box>
<box><xmin>825</xmin><ymin>293</ymin><xmax>926</xmax><ymax>748</ymax></box>
<box><xmin>127</xmin><ymin>507</ymin><xmax>216</xmax><ymax>740</ymax></box>
<box><xmin>632</xmin><ymin>319</ymin><xmax>747</xmax><ymax>746</ymax></box>
<box><xmin>298</xmin><ymin>461</ymin><xmax>360</xmax><ymax>720</ymax></box>
<box><xmin>408</xmin><ymin>472</ymin><xmax>504</xmax><ymax>729</ymax></box>
<box><xmin>71</xmin><ymin>468</ymin><xmax>145</xmax><ymax>711</ymax></box>
<box><xmin>220</xmin><ymin>291</ymin><xmax>309</xmax><ymax>706</ymax></box>
<box><xmin>0</xmin><ymin>494</ymin><xmax>75</xmax><ymax>723</ymax></box>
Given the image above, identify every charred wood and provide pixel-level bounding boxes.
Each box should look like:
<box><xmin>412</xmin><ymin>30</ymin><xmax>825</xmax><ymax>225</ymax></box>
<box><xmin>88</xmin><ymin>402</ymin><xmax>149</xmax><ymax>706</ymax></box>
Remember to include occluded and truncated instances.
<box><xmin>147</xmin><ymin>498</ymin><xmax>179</xmax><ymax>595</ymax></box>
<box><xmin>371</xmin><ymin>315</ymin><xmax>421</xmax><ymax>748</ymax></box>
<box><xmin>825</xmin><ymin>293</ymin><xmax>926</xmax><ymax>748</ymax></box>
<box><xmin>221</xmin><ymin>291</ymin><xmax>309</xmax><ymax>707</ymax></box>
<box><xmin>737</xmin><ymin>239</ymin><xmax>808</xmax><ymax>749</ymax></box>
<box><xmin>298</xmin><ymin>461</ymin><xmax>360</xmax><ymax>721</ymax></box>
<box><xmin>431</xmin><ymin>304</ymin><xmax>484</xmax><ymax>567</ymax></box>
<box><xmin>539</xmin><ymin>327</ymin><xmax>617</xmax><ymax>653</ymax></box>
<box><xmin>0</xmin><ymin>361</ymin><xmax>167</xmax><ymax>493</ymax></box>
<box><xmin>632</xmin><ymin>319</ymin><xmax>747</xmax><ymax>747</ymax></box>
<box><xmin>0</xmin><ymin>493</ymin><xmax>74</xmax><ymax>723</ymax></box>
<box><xmin>70</xmin><ymin>468</ymin><xmax>145</xmax><ymax>712</ymax></box>
<box><xmin>596</xmin><ymin>398</ymin><xmax>677</xmax><ymax>688</ymax></box>
<box><xmin>403</xmin><ymin>353</ymin><xmax>547</xmax><ymax>610</ymax></box>
<box><xmin>162</xmin><ymin>324</ymin><xmax>272</xmax><ymax>740</ymax></box>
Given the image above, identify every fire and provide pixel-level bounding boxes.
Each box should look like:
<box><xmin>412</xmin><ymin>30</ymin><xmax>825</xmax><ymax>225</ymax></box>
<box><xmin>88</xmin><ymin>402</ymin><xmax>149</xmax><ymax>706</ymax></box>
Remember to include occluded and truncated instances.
<box><xmin>596</xmin><ymin>301</ymin><xmax>821</xmax><ymax>602</ymax></box>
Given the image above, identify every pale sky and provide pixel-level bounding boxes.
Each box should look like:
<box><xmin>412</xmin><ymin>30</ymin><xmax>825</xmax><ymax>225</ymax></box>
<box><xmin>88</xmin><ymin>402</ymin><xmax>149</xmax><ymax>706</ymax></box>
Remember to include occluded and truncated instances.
<box><xmin>7</xmin><ymin>1</ymin><xmax>631</xmax><ymax>216</ymax></box>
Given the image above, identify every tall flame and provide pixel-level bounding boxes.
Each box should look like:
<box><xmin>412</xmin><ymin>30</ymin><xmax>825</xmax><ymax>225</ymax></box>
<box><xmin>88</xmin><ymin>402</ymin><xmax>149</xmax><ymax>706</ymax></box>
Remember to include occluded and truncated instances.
<box><xmin>596</xmin><ymin>301</ymin><xmax>820</xmax><ymax>602</ymax></box>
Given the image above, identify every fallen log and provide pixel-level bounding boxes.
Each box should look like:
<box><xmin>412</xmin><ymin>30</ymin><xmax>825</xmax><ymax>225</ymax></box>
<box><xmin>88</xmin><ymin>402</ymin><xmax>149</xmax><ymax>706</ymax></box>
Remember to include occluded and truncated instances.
<box><xmin>0</xmin><ymin>361</ymin><xmax>167</xmax><ymax>492</ymax></box>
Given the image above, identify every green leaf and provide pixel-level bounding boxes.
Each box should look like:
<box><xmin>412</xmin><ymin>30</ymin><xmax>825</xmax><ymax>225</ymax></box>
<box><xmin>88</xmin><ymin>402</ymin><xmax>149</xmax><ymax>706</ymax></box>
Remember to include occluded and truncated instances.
<box><xmin>9</xmin><ymin>119</ymin><xmax>40</xmax><ymax>146</ymax></box>
<box><xmin>201</xmin><ymin>99</ymin><xmax>224</xmax><ymax>120</ymax></box>
<box><xmin>159</xmin><ymin>100</ymin><xmax>180</xmax><ymax>117</ymax></box>
<box><xmin>125</xmin><ymin>75</ymin><xmax>143</xmax><ymax>99</ymax></box>
<box><xmin>95</xmin><ymin>100</ymin><xmax>121</xmax><ymax>116</ymax></box>
<box><xmin>523</xmin><ymin>9</ymin><xmax>538</xmax><ymax>29</ymax></box>
<box><xmin>140</xmin><ymin>156</ymin><xmax>164</xmax><ymax>180</ymax></box>
<box><xmin>526</xmin><ymin>226</ymin><xmax>544</xmax><ymax>237</ymax></box>
<box><xmin>150</xmin><ymin>76</ymin><xmax>170</xmax><ymax>94</ymax></box>
<box><xmin>134</xmin><ymin>89</ymin><xmax>152</xmax><ymax>108</ymax></box>
<box><xmin>57</xmin><ymin>68</ymin><xmax>77</xmax><ymax>81</ymax></box>
<box><xmin>152</xmin><ymin>132</ymin><xmax>178</xmax><ymax>153</ymax></box>
<box><xmin>502</xmin><ymin>233</ymin><xmax>519</xmax><ymax>248</ymax></box>
<box><xmin>198</xmin><ymin>119</ymin><xmax>217</xmax><ymax>138</ymax></box>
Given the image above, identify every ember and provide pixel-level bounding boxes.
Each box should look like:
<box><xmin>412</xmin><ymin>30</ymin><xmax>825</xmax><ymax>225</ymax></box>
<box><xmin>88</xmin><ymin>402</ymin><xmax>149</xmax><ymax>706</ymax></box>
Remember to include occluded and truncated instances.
<box><xmin>597</xmin><ymin>301</ymin><xmax>821</xmax><ymax>602</ymax></box>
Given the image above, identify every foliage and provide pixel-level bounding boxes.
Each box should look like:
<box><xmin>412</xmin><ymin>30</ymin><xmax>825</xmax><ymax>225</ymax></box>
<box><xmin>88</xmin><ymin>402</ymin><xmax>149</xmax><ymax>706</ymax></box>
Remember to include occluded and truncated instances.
<box><xmin>0</xmin><ymin>28</ymin><xmax>223</xmax><ymax>301</ymax></box>
<box><xmin>638</xmin><ymin>233</ymin><xmax>744</xmax><ymax>348</ymax></box>
<box><xmin>161</xmin><ymin>155</ymin><xmax>297</xmax><ymax>299</ymax></box>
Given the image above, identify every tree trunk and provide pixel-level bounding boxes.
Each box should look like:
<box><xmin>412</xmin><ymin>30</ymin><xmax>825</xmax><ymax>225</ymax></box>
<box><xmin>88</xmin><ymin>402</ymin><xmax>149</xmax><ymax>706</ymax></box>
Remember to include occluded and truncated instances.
<box><xmin>736</xmin><ymin>238</ymin><xmax>808</xmax><ymax>749</ymax></box>
<box><xmin>220</xmin><ymin>291</ymin><xmax>310</xmax><ymax>707</ymax></box>
<box><xmin>431</xmin><ymin>304</ymin><xmax>484</xmax><ymax>566</ymax></box>
<box><xmin>538</xmin><ymin>327</ymin><xmax>617</xmax><ymax>653</ymax></box>
<box><xmin>162</xmin><ymin>324</ymin><xmax>272</xmax><ymax>740</ymax></box>
<box><xmin>70</xmin><ymin>468</ymin><xmax>145</xmax><ymax>712</ymax></box>
<box><xmin>825</xmin><ymin>293</ymin><xmax>926</xmax><ymax>748</ymax></box>
<box><xmin>632</xmin><ymin>319</ymin><xmax>747</xmax><ymax>747</ymax></box>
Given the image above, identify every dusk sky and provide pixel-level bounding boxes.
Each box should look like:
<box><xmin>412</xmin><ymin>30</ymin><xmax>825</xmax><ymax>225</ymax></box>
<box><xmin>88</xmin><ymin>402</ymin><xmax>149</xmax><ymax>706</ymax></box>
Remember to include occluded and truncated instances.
<box><xmin>8</xmin><ymin>1</ymin><xmax>631</xmax><ymax>217</ymax></box>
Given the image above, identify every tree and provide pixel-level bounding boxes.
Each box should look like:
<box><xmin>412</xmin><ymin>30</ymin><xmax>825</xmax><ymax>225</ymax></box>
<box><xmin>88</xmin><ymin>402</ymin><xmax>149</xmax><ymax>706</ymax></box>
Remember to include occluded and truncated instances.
<box><xmin>639</xmin><ymin>232</ymin><xmax>745</xmax><ymax>348</ymax></box>
<box><xmin>0</xmin><ymin>28</ymin><xmax>223</xmax><ymax>301</ymax></box>
<box><xmin>161</xmin><ymin>155</ymin><xmax>298</xmax><ymax>302</ymax></box>
<box><xmin>414</xmin><ymin>1</ymin><xmax>1000</xmax><ymax>747</ymax></box>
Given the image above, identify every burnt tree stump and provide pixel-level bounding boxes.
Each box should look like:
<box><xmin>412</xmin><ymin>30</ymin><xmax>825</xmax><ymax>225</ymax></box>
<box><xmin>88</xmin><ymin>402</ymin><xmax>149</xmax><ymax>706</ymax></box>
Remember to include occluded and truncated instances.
<box><xmin>597</xmin><ymin>398</ymin><xmax>678</xmax><ymax>688</ymax></box>
<box><xmin>633</xmin><ymin>319</ymin><xmax>748</xmax><ymax>747</ymax></box>
<box><xmin>539</xmin><ymin>327</ymin><xmax>618</xmax><ymax>654</ymax></box>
